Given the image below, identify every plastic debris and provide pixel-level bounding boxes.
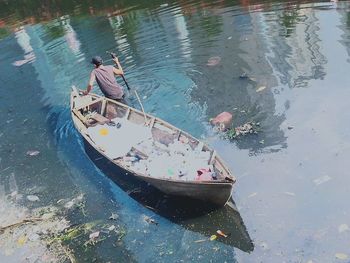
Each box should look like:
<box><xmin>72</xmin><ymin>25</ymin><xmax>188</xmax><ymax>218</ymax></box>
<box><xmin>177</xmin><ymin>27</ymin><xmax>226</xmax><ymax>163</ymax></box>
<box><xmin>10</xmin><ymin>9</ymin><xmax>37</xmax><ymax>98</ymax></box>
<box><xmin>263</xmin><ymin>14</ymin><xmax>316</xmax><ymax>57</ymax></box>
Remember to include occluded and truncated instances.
<box><xmin>194</xmin><ymin>239</ymin><xmax>207</xmax><ymax>243</ymax></box>
<box><xmin>17</xmin><ymin>235</ymin><xmax>27</xmax><ymax>246</ymax></box>
<box><xmin>338</xmin><ymin>224</ymin><xmax>349</xmax><ymax>233</ymax></box>
<box><xmin>26</xmin><ymin>150</ymin><xmax>40</xmax><ymax>156</ymax></box>
<box><xmin>283</xmin><ymin>192</ymin><xmax>296</xmax><ymax>196</ymax></box>
<box><xmin>89</xmin><ymin>231</ymin><xmax>100</xmax><ymax>240</ymax></box>
<box><xmin>210</xmin><ymin>235</ymin><xmax>217</xmax><ymax>241</ymax></box>
<box><xmin>248</xmin><ymin>192</ymin><xmax>257</xmax><ymax>198</ymax></box>
<box><xmin>256</xmin><ymin>86</ymin><xmax>266</xmax><ymax>92</ymax></box>
<box><xmin>239</xmin><ymin>73</ymin><xmax>249</xmax><ymax>79</ymax></box>
<box><xmin>144</xmin><ymin>216</ymin><xmax>158</xmax><ymax>225</ymax></box>
<box><xmin>109</xmin><ymin>213</ymin><xmax>119</xmax><ymax>220</ymax></box>
<box><xmin>216</xmin><ymin>230</ymin><xmax>228</xmax><ymax>238</ymax></box>
<box><xmin>27</xmin><ymin>195</ymin><xmax>40</xmax><ymax>202</ymax></box>
<box><xmin>313</xmin><ymin>175</ymin><xmax>332</xmax><ymax>186</ymax></box>
<box><xmin>210</xmin><ymin>112</ymin><xmax>233</xmax><ymax>132</ymax></box>
<box><xmin>225</xmin><ymin>122</ymin><xmax>260</xmax><ymax>140</ymax></box>
<box><xmin>108</xmin><ymin>225</ymin><xmax>116</xmax><ymax>231</ymax></box>
<box><xmin>335</xmin><ymin>253</ymin><xmax>348</xmax><ymax>260</ymax></box>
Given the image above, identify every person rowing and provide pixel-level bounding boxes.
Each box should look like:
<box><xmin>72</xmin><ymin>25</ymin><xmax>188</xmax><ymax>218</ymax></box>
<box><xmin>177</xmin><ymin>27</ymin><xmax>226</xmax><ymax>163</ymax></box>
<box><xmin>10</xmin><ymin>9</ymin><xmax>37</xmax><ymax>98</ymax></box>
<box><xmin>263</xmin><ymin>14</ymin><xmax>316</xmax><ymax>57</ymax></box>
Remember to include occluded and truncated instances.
<box><xmin>83</xmin><ymin>55</ymin><xmax>126</xmax><ymax>103</ymax></box>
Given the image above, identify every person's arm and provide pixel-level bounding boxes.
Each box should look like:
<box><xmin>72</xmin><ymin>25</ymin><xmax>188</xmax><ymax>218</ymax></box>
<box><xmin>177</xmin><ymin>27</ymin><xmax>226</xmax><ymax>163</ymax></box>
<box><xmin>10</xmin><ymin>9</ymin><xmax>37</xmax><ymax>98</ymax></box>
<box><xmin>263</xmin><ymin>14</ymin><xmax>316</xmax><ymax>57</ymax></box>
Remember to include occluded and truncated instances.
<box><xmin>112</xmin><ymin>57</ymin><xmax>124</xmax><ymax>76</ymax></box>
<box><xmin>83</xmin><ymin>71</ymin><xmax>95</xmax><ymax>95</ymax></box>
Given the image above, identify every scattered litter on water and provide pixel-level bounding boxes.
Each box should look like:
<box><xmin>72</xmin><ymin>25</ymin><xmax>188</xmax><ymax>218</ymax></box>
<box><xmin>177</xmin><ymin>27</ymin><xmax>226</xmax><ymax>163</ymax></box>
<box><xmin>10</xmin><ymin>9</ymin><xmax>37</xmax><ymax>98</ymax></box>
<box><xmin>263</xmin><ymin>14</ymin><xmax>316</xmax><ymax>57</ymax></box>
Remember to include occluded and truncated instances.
<box><xmin>144</xmin><ymin>215</ymin><xmax>158</xmax><ymax>225</ymax></box>
<box><xmin>207</xmin><ymin>56</ymin><xmax>221</xmax><ymax>66</ymax></box>
<box><xmin>108</xmin><ymin>225</ymin><xmax>116</xmax><ymax>231</ymax></box>
<box><xmin>288</xmin><ymin>126</ymin><xmax>294</xmax><ymax>130</ymax></box>
<box><xmin>227</xmin><ymin>36</ymin><xmax>232</xmax><ymax>40</ymax></box>
<box><xmin>216</xmin><ymin>230</ymin><xmax>228</xmax><ymax>238</ymax></box>
<box><xmin>143</xmin><ymin>95</ymin><xmax>147</xmax><ymax>100</ymax></box>
<box><xmin>194</xmin><ymin>239</ymin><xmax>207</xmax><ymax>243</ymax></box>
<box><xmin>17</xmin><ymin>235</ymin><xmax>27</xmax><ymax>246</ymax></box>
<box><xmin>210</xmin><ymin>235</ymin><xmax>217</xmax><ymax>241</ymax></box>
<box><xmin>283</xmin><ymin>192</ymin><xmax>296</xmax><ymax>196</ymax></box>
<box><xmin>256</xmin><ymin>86</ymin><xmax>267</xmax><ymax>92</ymax></box>
<box><xmin>239</xmin><ymin>73</ymin><xmax>249</xmax><ymax>79</ymax></box>
<box><xmin>89</xmin><ymin>231</ymin><xmax>100</xmax><ymax>240</ymax></box>
<box><xmin>26</xmin><ymin>150</ymin><xmax>40</xmax><ymax>156</ymax></box>
<box><xmin>109</xmin><ymin>213</ymin><xmax>119</xmax><ymax>220</ymax></box>
<box><xmin>338</xmin><ymin>224</ymin><xmax>349</xmax><ymax>233</ymax></box>
<box><xmin>27</xmin><ymin>195</ymin><xmax>40</xmax><ymax>202</ymax></box>
<box><xmin>225</xmin><ymin>122</ymin><xmax>260</xmax><ymax>140</ymax></box>
<box><xmin>313</xmin><ymin>175</ymin><xmax>332</xmax><ymax>186</ymax></box>
<box><xmin>248</xmin><ymin>192</ymin><xmax>257</xmax><ymax>198</ymax></box>
<box><xmin>335</xmin><ymin>253</ymin><xmax>348</xmax><ymax>260</ymax></box>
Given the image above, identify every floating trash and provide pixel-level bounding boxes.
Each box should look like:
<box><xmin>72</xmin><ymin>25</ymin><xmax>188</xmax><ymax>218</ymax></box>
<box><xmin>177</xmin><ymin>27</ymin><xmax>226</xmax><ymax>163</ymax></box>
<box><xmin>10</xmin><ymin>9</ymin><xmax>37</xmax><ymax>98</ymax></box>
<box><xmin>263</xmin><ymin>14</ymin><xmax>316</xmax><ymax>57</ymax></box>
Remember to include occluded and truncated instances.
<box><xmin>144</xmin><ymin>215</ymin><xmax>158</xmax><ymax>225</ymax></box>
<box><xmin>109</xmin><ymin>213</ymin><xmax>119</xmax><ymax>220</ymax></box>
<box><xmin>194</xmin><ymin>239</ymin><xmax>207</xmax><ymax>243</ymax></box>
<box><xmin>27</xmin><ymin>195</ymin><xmax>40</xmax><ymax>202</ymax></box>
<box><xmin>210</xmin><ymin>235</ymin><xmax>217</xmax><ymax>241</ymax></box>
<box><xmin>26</xmin><ymin>150</ymin><xmax>40</xmax><ymax>156</ymax></box>
<box><xmin>338</xmin><ymin>224</ymin><xmax>349</xmax><ymax>233</ymax></box>
<box><xmin>248</xmin><ymin>192</ymin><xmax>257</xmax><ymax>198</ymax></box>
<box><xmin>108</xmin><ymin>225</ymin><xmax>116</xmax><ymax>231</ymax></box>
<box><xmin>313</xmin><ymin>175</ymin><xmax>332</xmax><ymax>186</ymax></box>
<box><xmin>216</xmin><ymin>230</ymin><xmax>228</xmax><ymax>238</ymax></box>
<box><xmin>335</xmin><ymin>253</ymin><xmax>348</xmax><ymax>260</ymax></box>
<box><xmin>89</xmin><ymin>231</ymin><xmax>100</xmax><ymax>240</ymax></box>
<box><xmin>256</xmin><ymin>86</ymin><xmax>267</xmax><ymax>92</ymax></box>
<box><xmin>225</xmin><ymin>122</ymin><xmax>260</xmax><ymax>140</ymax></box>
<box><xmin>207</xmin><ymin>56</ymin><xmax>221</xmax><ymax>66</ymax></box>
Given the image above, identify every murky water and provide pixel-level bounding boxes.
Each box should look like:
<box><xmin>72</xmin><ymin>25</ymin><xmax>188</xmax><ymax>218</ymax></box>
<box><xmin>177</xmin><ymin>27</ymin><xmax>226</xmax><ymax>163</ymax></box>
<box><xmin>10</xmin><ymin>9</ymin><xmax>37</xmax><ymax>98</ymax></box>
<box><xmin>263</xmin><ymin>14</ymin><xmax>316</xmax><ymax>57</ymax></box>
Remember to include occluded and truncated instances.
<box><xmin>1</xmin><ymin>0</ymin><xmax>350</xmax><ymax>262</ymax></box>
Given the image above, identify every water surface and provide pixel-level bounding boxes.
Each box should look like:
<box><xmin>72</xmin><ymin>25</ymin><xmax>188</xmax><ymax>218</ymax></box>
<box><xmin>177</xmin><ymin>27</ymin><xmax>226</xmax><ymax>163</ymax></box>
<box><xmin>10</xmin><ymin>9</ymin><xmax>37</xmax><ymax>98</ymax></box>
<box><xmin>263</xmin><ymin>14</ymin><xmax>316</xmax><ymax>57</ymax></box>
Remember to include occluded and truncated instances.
<box><xmin>1</xmin><ymin>0</ymin><xmax>350</xmax><ymax>262</ymax></box>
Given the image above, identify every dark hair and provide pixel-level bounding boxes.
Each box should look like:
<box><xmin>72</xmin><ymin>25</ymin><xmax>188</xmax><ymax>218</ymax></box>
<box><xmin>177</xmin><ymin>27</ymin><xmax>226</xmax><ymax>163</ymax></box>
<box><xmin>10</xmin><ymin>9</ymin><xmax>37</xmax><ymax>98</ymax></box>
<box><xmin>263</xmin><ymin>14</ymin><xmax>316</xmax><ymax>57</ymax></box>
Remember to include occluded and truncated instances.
<box><xmin>91</xmin><ymin>56</ymin><xmax>103</xmax><ymax>66</ymax></box>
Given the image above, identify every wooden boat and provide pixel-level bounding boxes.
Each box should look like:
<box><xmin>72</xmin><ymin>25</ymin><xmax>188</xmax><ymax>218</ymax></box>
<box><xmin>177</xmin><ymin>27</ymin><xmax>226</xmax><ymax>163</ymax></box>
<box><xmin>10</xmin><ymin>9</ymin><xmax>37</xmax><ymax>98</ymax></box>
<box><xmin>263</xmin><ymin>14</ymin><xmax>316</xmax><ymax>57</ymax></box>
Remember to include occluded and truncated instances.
<box><xmin>70</xmin><ymin>87</ymin><xmax>236</xmax><ymax>206</ymax></box>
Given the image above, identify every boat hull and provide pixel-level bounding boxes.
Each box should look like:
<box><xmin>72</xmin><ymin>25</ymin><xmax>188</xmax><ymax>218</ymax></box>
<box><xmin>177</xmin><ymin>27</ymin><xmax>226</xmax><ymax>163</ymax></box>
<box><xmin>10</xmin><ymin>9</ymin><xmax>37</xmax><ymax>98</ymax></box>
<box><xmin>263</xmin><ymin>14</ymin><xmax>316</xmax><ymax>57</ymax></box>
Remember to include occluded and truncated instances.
<box><xmin>82</xmin><ymin>137</ymin><xmax>232</xmax><ymax>207</ymax></box>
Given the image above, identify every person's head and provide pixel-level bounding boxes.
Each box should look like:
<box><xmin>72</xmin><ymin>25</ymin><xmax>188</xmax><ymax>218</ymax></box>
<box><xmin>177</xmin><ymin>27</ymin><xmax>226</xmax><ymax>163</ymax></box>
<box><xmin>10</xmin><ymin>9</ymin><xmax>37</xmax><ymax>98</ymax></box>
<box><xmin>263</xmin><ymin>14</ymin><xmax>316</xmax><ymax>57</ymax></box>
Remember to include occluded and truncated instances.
<box><xmin>91</xmin><ymin>56</ymin><xmax>103</xmax><ymax>67</ymax></box>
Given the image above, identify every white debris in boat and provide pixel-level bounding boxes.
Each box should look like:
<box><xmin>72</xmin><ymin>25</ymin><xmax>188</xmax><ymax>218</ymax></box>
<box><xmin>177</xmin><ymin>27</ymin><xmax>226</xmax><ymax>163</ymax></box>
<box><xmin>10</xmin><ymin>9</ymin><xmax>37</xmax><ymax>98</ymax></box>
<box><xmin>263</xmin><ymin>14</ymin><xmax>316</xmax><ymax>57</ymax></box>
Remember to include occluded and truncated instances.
<box><xmin>88</xmin><ymin>117</ymin><xmax>218</xmax><ymax>181</ymax></box>
<box><xmin>87</xmin><ymin>118</ymin><xmax>152</xmax><ymax>159</ymax></box>
<box><xmin>130</xmin><ymin>139</ymin><xmax>213</xmax><ymax>181</ymax></box>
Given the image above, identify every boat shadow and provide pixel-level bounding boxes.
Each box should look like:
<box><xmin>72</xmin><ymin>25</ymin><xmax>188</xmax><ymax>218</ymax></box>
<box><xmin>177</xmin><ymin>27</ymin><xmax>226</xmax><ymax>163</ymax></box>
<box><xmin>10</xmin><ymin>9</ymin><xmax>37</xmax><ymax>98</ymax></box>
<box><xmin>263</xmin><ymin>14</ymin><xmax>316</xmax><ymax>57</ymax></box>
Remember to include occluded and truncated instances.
<box><xmin>84</xmin><ymin>140</ymin><xmax>254</xmax><ymax>253</ymax></box>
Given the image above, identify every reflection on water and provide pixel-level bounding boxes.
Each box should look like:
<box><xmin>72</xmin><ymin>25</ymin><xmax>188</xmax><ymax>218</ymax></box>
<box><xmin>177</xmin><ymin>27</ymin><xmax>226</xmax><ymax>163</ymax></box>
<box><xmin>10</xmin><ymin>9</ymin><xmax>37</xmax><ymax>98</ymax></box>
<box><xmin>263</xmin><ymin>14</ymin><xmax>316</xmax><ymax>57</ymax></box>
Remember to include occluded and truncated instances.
<box><xmin>1</xmin><ymin>0</ymin><xmax>350</xmax><ymax>262</ymax></box>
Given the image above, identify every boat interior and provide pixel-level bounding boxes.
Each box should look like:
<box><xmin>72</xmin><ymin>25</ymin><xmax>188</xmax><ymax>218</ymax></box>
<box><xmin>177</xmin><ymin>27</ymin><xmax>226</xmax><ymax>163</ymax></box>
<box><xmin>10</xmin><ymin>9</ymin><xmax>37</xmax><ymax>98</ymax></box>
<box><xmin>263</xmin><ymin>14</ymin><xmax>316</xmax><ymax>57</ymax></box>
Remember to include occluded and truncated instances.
<box><xmin>71</xmin><ymin>91</ymin><xmax>234</xmax><ymax>183</ymax></box>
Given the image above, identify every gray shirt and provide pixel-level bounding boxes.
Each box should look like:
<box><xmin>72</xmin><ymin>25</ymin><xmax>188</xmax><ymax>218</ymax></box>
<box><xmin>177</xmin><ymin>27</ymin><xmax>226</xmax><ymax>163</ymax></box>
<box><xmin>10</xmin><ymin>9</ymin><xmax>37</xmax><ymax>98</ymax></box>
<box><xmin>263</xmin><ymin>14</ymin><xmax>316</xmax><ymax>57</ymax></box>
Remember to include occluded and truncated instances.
<box><xmin>89</xmin><ymin>65</ymin><xmax>124</xmax><ymax>99</ymax></box>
